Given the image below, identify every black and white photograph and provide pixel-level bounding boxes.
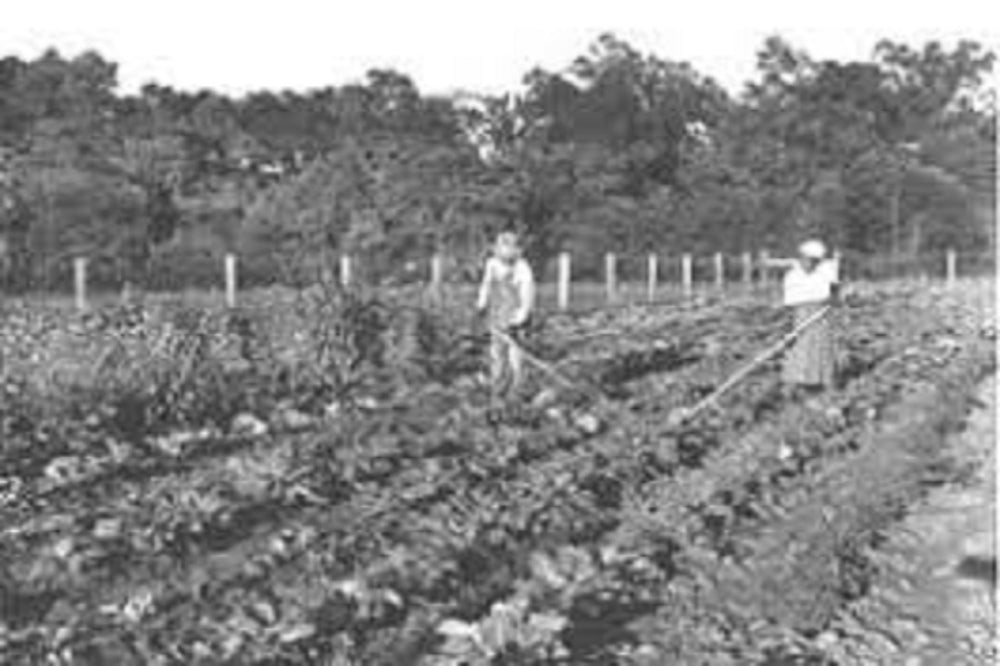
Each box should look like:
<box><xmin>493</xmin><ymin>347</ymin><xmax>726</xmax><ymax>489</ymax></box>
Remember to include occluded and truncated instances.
<box><xmin>0</xmin><ymin>1</ymin><xmax>996</xmax><ymax>664</ymax></box>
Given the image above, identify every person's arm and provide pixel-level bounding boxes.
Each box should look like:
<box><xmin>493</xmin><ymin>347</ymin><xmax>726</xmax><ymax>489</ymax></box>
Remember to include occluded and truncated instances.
<box><xmin>476</xmin><ymin>258</ymin><xmax>494</xmax><ymax>313</ymax></box>
<box><xmin>826</xmin><ymin>261</ymin><xmax>842</xmax><ymax>303</ymax></box>
<box><xmin>829</xmin><ymin>282</ymin><xmax>842</xmax><ymax>304</ymax></box>
<box><xmin>762</xmin><ymin>257</ymin><xmax>798</xmax><ymax>270</ymax></box>
<box><xmin>511</xmin><ymin>261</ymin><xmax>536</xmax><ymax>326</ymax></box>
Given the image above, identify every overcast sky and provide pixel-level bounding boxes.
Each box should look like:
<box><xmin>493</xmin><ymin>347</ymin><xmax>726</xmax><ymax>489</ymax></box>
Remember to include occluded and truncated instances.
<box><xmin>1</xmin><ymin>0</ymin><xmax>997</xmax><ymax>97</ymax></box>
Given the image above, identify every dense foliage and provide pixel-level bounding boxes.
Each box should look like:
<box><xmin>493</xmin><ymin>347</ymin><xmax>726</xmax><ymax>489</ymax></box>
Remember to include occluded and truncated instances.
<box><xmin>0</xmin><ymin>35</ymin><xmax>995</xmax><ymax>291</ymax></box>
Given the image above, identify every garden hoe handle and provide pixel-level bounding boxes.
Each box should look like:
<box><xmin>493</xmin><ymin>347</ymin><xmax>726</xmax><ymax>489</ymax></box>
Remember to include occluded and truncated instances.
<box><xmin>491</xmin><ymin>326</ymin><xmax>652</xmax><ymax>442</ymax></box>
<box><xmin>676</xmin><ymin>304</ymin><xmax>832</xmax><ymax>424</ymax></box>
<box><xmin>490</xmin><ymin>327</ymin><xmax>581</xmax><ymax>393</ymax></box>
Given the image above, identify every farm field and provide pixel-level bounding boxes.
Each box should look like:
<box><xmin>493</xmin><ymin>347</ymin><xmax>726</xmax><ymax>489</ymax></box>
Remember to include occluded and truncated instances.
<box><xmin>0</xmin><ymin>278</ymin><xmax>995</xmax><ymax>665</ymax></box>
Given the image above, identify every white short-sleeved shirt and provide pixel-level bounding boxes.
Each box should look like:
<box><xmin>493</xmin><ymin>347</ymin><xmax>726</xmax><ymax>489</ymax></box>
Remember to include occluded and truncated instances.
<box><xmin>783</xmin><ymin>260</ymin><xmax>838</xmax><ymax>306</ymax></box>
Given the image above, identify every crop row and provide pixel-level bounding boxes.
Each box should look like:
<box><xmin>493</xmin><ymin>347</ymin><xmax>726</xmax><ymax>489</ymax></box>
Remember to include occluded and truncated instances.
<box><xmin>1</xmin><ymin>284</ymin><xmax>992</xmax><ymax>664</ymax></box>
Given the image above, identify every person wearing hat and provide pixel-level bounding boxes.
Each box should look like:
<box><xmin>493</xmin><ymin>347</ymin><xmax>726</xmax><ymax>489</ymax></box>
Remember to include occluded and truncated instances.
<box><xmin>476</xmin><ymin>231</ymin><xmax>536</xmax><ymax>396</ymax></box>
<box><xmin>765</xmin><ymin>239</ymin><xmax>841</xmax><ymax>393</ymax></box>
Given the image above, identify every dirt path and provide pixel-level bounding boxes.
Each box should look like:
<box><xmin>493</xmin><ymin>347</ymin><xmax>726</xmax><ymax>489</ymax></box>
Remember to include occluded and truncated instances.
<box><xmin>832</xmin><ymin>374</ymin><xmax>996</xmax><ymax>665</ymax></box>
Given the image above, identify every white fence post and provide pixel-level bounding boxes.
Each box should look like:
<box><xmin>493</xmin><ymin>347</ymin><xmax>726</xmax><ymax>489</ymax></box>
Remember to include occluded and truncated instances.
<box><xmin>682</xmin><ymin>253</ymin><xmax>693</xmax><ymax>298</ymax></box>
<box><xmin>430</xmin><ymin>253</ymin><xmax>443</xmax><ymax>299</ymax></box>
<box><xmin>73</xmin><ymin>257</ymin><xmax>87</xmax><ymax>312</ymax></box>
<box><xmin>741</xmin><ymin>252</ymin><xmax>753</xmax><ymax>287</ymax></box>
<box><xmin>647</xmin><ymin>253</ymin><xmax>658</xmax><ymax>302</ymax></box>
<box><xmin>605</xmin><ymin>253</ymin><xmax>617</xmax><ymax>304</ymax></box>
<box><xmin>714</xmin><ymin>252</ymin><xmax>724</xmax><ymax>290</ymax></box>
<box><xmin>340</xmin><ymin>254</ymin><xmax>352</xmax><ymax>287</ymax></box>
<box><xmin>946</xmin><ymin>248</ymin><xmax>957</xmax><ymax>285</ymax></box>
<box><xmin>557</xmin><ymin>252</ymin><xmax>571</xmax><ymax>311</ymax></box>
<box><xmin>760</xmin><ymin>249</ymin><xmax>770</xmax><ymax>287</ymax></box>
<box><xmin>224</xmin><ymin>253</ymin><xmax>237</xmax><ymax>308</ymax></box>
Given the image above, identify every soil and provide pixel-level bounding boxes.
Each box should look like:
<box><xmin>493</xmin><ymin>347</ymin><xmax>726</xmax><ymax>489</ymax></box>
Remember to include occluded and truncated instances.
<box><xmin>833</xmin><ymin>374</ymin><xmax>997</xmax><ymax>665</ymax></box>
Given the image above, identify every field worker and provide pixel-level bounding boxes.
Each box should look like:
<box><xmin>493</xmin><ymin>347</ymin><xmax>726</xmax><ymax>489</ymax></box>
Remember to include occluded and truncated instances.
<box><xmin>476</xmin><ymin>231</ymin><xmax>536</xmax><ymax>395</ymax></box>
<box><xmin>766</xmin><ymin>239</ymin><xmax>840</xmax><ymax>393</ymax></box>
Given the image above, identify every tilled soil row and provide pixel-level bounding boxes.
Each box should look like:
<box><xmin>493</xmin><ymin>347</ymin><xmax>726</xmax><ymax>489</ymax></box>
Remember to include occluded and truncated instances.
<box><xmin>1</xmin><ymin>285</ymin><xmax>991</xmax><ymax>665</ymax></box>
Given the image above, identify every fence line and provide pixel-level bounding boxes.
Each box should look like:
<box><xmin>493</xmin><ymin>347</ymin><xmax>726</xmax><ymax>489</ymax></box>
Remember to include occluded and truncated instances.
<box><xmin>49</xmin><ymin>247</ymin><xmax>993</xmax><ymax>313</ymax></box>
<box><xmin>224</xmin><ymin>254</ymin><xmax>237</xmax><ymax>308</ymax></box>
<box><xmin>557</xmin><ymin>253</ymin><xmax>570</xmax><ymax>311</ymax></box>
<box><xmin>73</xmin><ymin>257</ymin><xmax>87</xmax><ymax>312</ymax></box>
<box><xmin>340</xmin><ymin>254</ymin><xmax>353</xmax><ymax>288</ymax></box>
<box><xmin>647</xmin><ymin>254</ymin><xmax>658</xmax><ymax>302</ymax></box>
<box><xmin>682</xmin><ymin>254</ymin><xmax>693</xmax><ymax>297</ymax></box>
<box><xmin>605</xmin><ymin>253</ymin><xmax>617</xmax><ymax>304</ymax></box>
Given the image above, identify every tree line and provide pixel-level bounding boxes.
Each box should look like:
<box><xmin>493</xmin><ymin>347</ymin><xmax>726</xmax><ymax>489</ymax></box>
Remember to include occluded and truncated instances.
<box><xmin>0</xmin><ymin>33</ymin><xmax>994</xmax><ymax>292</ymax></box>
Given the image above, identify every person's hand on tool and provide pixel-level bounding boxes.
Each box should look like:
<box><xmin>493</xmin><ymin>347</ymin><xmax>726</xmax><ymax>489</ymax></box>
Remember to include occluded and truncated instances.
<box><xmin>507</xmin><ymin>314</ymin><xmax>532</xmax><ymax>340</ymax></box>
<box><xmin>829</xmin><ymin>282</ymin><xmax>842</xmax><ymax>305</ymax></box>
<box><xmin>666</xmin><ymin>407</ymin><xmax>690</xmax><ymax>427</ymax></box>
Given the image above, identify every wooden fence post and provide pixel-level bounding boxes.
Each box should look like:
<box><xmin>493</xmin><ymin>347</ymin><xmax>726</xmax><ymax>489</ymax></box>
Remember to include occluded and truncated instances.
<box><xmin>340</xmin><ymin>254</ymin><xmax>352</xmax><ymax>287</ymax></box>
<box><xmin>430</xmin><ymin>253</ymin><xmax>443</xmax><ymax>299</ymax></box>
<box><xmin>741</xmin><ymin>252</ymin><xmax>753</xmax><ymax>287</ymax></box>
<box><xmin>681</xmin><ymin>253</ymin><xmax>693</xmax><ymax>298</ymax></box>
<box><xmin>73</xmin><ymin>257</ymin><xmax>87</xmax><ymax>312</ymax></box>
<box><xmin>224</xmin><ymin>253</ymin><xmax>237</xmax><ymax>308</ymax></box>
<box><xmin>647</xmin><ymin>253</ymin><xmax>658</xmax><ymax>303</ymax></box>
<box><xmin>946</xmin><ymin>248</ymin><xmax>957</xmax><ymax>285</ymax></box>
<box><xmin>605</xmin><ymin>253</ymin><xmax>617</xmax><ymax>304</ymax></box>
<box><xmin>557</xmin><ymin>252</ymin><xmax>571</xmax><ymax>311</ymax></box>
<box><xmin>760</xmin><ymin>249</ymin><xmax>770</xmax><ymax>287</ymax></box>
<box><xmin>714</xmin><ymin>252</ymin><xmax>724</xmax><ymax>290</ymax></box>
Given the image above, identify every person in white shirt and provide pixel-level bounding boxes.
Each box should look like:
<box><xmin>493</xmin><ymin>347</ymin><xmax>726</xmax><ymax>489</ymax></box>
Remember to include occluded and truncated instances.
<box><xmin>765</xmin><ymin>239</ymin><xmax>840</xmax><ymax>393</ymax></box>
<box><xmin>476</xmin><ymin>231</ymin><xmax>536</xmax><ymax>395</ymax></box>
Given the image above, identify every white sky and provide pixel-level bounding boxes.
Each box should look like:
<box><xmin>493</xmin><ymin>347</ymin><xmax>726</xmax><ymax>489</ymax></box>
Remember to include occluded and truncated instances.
<box><xmin>1</xmin><ymin>0</ymin><xmax>997</xmax><ymax>97</ymax></box>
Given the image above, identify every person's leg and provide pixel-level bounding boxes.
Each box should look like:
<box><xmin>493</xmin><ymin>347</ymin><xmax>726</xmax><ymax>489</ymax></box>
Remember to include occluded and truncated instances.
<box><xmin>508</xmin><ymin>337</ymin><xmax>524</xmax><ymax>395</ymax></box>
<box><xmin>490</xmin><ymin>332</ymin><xmax>509</xmax><ymax>394</ymax></box>
<box><xmin>790</xmin><ymin>304</ymin><xmax>832</xmax><ymax>389</ymax></box>
<box><xmin>782</xmin><ymin>338</ymin><xmax>807</xmax><ymax>396</ymax></box>
<box><xmin>799</xmin><ymin>317</ymin><xmax>832</xmax><ymax>399</ymax></box>
<box><xmin>782</xmin><ymin>304</ymin><xmax>807</xmax><ymax>387</ymax></box>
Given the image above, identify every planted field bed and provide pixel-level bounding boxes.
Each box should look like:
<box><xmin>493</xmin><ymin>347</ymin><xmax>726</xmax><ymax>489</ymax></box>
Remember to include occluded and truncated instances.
<box><xmin>0</xmin><ymin>280</ymin><xmax>994</xmax><ymax>665</ymax></box>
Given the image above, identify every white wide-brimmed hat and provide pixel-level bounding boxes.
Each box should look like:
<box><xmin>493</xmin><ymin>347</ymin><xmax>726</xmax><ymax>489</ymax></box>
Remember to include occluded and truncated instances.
<box><xmin>798</xmin><ymin>240</ymin><xmax>826</xmax><ymax>260</ymax></box>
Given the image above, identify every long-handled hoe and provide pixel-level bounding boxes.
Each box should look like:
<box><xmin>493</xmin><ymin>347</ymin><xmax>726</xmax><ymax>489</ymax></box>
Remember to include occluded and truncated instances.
<box><xmin>491</xmin><ymin>304</ymin><xmax>832</xmax><ymax>435</ymax></box>
<box><xmin>665</xmin><ymin>304</ymin><xmax>832</xmax><ymax>427</ymax></box>
<box><xmin>489</xmin><ymin>327</ymin><xmax>645</xmax><ymax>437</ymax></box>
